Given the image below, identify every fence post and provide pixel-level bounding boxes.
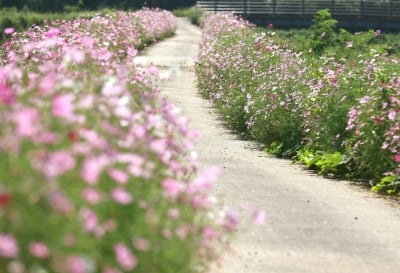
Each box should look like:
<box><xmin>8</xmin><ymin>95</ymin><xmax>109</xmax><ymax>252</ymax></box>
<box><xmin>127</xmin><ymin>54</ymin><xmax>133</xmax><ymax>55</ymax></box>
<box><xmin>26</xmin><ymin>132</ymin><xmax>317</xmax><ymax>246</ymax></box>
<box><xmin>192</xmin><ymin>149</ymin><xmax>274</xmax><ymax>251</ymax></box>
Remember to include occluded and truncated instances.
<box><xmin>215</xmin><ymin>0</ymin><xmax>218</xmax><ymax>13</ymax></box>
<box><xmin>331</xmin><ymin>0</ymin><xmax>335</xmax><ymax>15</ymax></box>
<box><xmin>390</xmin><ymin>0</ymin><xmax>393</xmax><ymax>17</ymax></box>
<box><xmin>302</xmin><ymin>0</ymin><xmax>305</xmax><ymax>16</ymax></box>
<box><xmin>360</xmin><ymin>0</ymin><xmax>364</xmax><ymax>17</ymax></box>
<box><xmin>273</xmin><ymin>0</ymin><xmax>276</xmax><ymax>15</ymax></box>
<box><xmin>243</xmin><ymin>0</ymin><xmax>247</xmax><ymax>15</ymax></box>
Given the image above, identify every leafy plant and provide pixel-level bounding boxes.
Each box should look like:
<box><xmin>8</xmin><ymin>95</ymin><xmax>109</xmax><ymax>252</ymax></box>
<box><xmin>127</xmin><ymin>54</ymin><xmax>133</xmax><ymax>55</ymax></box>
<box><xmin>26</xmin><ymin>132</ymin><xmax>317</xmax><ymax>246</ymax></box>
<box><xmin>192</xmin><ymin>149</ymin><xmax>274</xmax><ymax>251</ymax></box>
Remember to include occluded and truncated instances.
<box><xmin>173</xmin><ymin>7</ymin><xmax>204</xmax><ymax>25</ymax></box>
<box><xmin>372</xmin><ymin>175</ymin><xmax>400</xmax><ymax>195</ymax></box>
<box><xmin>297</xmin><ymin>148</ymin><xmax>350</xmax><ymax>175</ymax></box>
<box><xmin>310</xmin><ymin>9</ymin><xmax>338</xmax><ymax>53</ymax></box>
<box><xmin>264</xmin><ymin>142</ymin><xmax>283</xmax><ymax>156</ymax></box>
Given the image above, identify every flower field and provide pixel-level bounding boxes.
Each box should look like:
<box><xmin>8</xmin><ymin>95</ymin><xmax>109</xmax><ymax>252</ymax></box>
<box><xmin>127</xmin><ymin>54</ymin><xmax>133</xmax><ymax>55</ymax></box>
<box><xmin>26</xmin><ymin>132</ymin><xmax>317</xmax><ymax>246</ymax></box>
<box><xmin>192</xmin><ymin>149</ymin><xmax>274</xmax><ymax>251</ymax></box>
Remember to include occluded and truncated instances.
<box><xmin>196</xmin><ymin>13</ymin><xmax>400</xmax><ymax>195</ymax></box>
<box><xmin>0</xmin><ymin>9</ymin><xmax>242</xmax><ymax>273</ymax></box>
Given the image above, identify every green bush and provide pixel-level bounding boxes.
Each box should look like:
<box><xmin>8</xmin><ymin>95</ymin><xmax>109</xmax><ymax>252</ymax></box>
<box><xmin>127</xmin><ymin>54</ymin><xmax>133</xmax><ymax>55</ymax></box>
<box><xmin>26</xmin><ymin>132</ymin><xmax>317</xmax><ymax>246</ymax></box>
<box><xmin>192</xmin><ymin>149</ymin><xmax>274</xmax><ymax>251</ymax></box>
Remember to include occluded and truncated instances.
<box><xmin>173</xmin><ymin>7</ymin><xmax>204</xmax><ymax>25</ymax></box>
<box><xmin>0</xmin><ymin>8</ymin><xmax>95</xmax><ymax>42</ymax></box>
<box><xmin>310</xmin><ymin>9</ymin><xmax>338</xmax><ymax>53</ymax></box>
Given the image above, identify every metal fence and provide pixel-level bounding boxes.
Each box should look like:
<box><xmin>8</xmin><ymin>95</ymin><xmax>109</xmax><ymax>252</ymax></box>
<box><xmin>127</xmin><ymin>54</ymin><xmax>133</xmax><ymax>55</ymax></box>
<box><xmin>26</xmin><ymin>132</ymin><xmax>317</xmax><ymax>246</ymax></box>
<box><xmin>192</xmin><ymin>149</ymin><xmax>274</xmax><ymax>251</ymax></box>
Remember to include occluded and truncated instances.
<box><xmin>196</xmin><ymin>0</ymin><xmax>400</xmax><ymax>19</ymax></box>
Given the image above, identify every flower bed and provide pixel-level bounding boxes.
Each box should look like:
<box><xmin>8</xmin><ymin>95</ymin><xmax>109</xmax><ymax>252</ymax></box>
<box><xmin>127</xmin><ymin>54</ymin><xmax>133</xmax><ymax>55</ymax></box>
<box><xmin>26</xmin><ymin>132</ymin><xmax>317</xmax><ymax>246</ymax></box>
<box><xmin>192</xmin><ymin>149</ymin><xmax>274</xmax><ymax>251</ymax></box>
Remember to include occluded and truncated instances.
<box><xmin>196</xmin><ymin>13</ymin><xmax>400</xmax><ymax>195</ymax></box>
<box><xmin>0</xmin><ymin>9</ymin><xmax>240</xmax><ymax>273</ymax></box>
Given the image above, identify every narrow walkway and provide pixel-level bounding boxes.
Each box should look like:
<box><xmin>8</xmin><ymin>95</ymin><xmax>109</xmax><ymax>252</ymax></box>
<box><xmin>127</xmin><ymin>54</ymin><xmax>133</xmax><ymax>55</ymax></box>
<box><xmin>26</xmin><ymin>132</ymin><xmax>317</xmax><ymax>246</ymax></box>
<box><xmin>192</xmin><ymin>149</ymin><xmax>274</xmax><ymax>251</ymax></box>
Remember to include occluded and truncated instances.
<box><xmin>142</xmin><ymin>18</ymin><xmax>400</xmax><ymax>273</ymax></box>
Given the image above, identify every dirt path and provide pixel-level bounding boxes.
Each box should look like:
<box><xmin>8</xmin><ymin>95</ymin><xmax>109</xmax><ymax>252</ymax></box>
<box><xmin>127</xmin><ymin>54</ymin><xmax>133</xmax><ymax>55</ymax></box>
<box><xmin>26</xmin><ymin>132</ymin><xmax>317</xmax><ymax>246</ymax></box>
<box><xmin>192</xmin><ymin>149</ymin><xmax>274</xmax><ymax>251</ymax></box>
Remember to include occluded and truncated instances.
<box><xmin>141</xmin><ymin>18</ymin><xmax>400</xmax><ymax>273</ymax></box>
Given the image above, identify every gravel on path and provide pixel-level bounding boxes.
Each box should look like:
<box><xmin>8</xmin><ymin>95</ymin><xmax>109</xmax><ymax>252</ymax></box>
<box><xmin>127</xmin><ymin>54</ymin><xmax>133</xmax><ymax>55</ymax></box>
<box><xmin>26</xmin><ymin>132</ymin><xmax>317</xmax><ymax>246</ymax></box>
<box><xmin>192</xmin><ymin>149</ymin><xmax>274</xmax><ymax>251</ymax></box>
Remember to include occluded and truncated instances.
<box><xmin>141</xmin><ymin>17</ymin><xmax>400</xmax><ymax>273</ymax></box>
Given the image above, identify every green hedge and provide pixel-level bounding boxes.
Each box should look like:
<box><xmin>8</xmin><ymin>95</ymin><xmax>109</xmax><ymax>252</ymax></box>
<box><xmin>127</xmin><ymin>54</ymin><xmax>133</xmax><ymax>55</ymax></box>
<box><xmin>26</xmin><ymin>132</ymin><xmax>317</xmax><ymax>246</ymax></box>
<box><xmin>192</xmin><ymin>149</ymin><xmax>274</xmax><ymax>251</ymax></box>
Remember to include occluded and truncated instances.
<box><xmin>0</xmin><ymin>8</ymin><xmax>96</xmax><ymax>42</ymax></box>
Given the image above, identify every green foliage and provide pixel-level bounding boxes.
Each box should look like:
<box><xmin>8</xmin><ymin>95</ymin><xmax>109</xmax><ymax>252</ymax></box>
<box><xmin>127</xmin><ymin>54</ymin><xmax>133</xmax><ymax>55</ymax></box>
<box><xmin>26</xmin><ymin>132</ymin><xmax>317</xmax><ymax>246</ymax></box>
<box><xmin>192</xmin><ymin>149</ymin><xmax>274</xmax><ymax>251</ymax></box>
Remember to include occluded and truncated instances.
<box><xmin>372</xmin><ymin>175</ymin><xmax>400</xmax><ymax>195</ymax></box>
<box><xmin>264</xmin><ymin>142</ymin><xmax>283</xmax><ymax>156</ymax></box>
<box><xmin>173</xmin><ymin>6</ymin><xmax>204</xmax><ymax>25</ymax></box>
<box><xmin>0</xmin><ymin>8</ymin><xmax>95</xmax><ymax>42</ymax></box>
<box><xmin>310</xmin><ymin>9</ymin><xmax>338</xmax><ymax>53</ymax></box>
<box><xmin>297</xmin><ymin>148</ymin><xmax>350</xmax><ymax>175</ymax></box>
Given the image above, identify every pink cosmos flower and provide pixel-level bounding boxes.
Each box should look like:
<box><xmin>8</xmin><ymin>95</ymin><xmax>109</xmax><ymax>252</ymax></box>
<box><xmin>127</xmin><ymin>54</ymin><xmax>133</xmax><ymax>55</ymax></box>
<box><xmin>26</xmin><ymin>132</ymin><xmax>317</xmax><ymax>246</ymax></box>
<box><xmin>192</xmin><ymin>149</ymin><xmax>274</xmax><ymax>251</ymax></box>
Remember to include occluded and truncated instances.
<box><xmin>203</xmin><ymin>227</ymin><xmax>217</xmax><ymax>240</ymax></box>
<box><xmin>13</xmin><ymin>108</ymin><xmax>40</xmax><ymax>137</ymax></box>
<box><xmin>53</xmin><ymin>93</ymin><xmax>76</xmax><ymax>122</ymax></box>
<box><xmin>252</xmin><ymin>209</ymin><xmax>266</xmax><ymax>225</ymax></box>
<box><xmin>128</xmin><ymin>164</ymin><xmax>144</xmax><ymax>178</ymax></box>
<box><xmin>114</xmin><ymin>243</ymin><xmax>137</xmax><ymax>271</ymax></box>
<box><xmin>133</xmin><ymin>237</ymin><xmax>150</xmax><ymax>251</ymax></box>
<box><xmin>63</xmin><ymin>235</ymin><xmax>76</xmax><ymax>246</ymax></box>
<box><xmin>34</xmin><ymin>131</ymin><xmax>59</xmax><ymax>144</ymax></box>
<box><xmin>3</xmin><ymin>28</ymin><xmax>15</xmax><ymax>34</ymax></box>
<box><xmin>39</xmin><ymin>73</ymin><xmax>56</xmax><ymax>94</ymax></box>
<box><xmin>80</xmin><ymin>37</ymin><xmax>96</xmax><ymax>49</ymax></box>
<box><xmin>77</xmin><ymin>94</ymin><xmax>94</xmax><ymax>109</ymax></box>
<box><xmin>145</xmin><ymin>66</ymin><xmax>159</xmax><ymax>76</ymax></box>
<box><xmin>82</xmin><ymin>188</ymin><xmax>101</xmax><ymax>204</ymax></box>
<box><xmin>79</xmin><ymin>129</ymin><xmax>108</xmax><ymax>149</ymax></box>
<box><xmin>29</xmin><ymin>242</ymin><xmax>50</xmax><ymax>258</ymax></box>
<box><xmin>162</xmin><ymin>229</ymin><xmax>172</xmax><ymax>239</ymax></box>
<box><xmin>127</xmin><ymin>47</ymin><xmax>138</xmax><ymax>57</ymax></box>
<box><xmin>167</xmin><ymin>208</ymin><xmax>180</xmax><ymax>219</ymax></box>
<box><xmin>80</xmin><ymin>156</ymin><xmax>109</xmax><ymax>184</ymax></box>
<box><xmin>48</xmin><ymin>191</ymin><xmax>73</xmax><ymax>214</ymax></box>
<box><xmin>81</xmin><ymin>208</ymin><xmax>98</xmax><ymax>232</ymax></box>
<box><xmin>108</xmin><ymin>169</ymin><xmax>129</xmax><ymax>184</ymax></box>
<box><xmin>102</xmin><ymin>82</ymin><xmax>124</xmax><ymax>96</ymax></box>
<box><xmin>97</xmin><ymin>47</ymin><xmax>113</xmax><ymax>61</ymax></box>
<box><xmin>223</xmin><ymin>210</ymin><xmax>239</xmax><ymax>232</ymax></box>
<box><xmin>44</xmin><ymin>28</ymin><xmax>61</xmax><ymax>38</ymax></box>
<box><xmin>192</xmin><ymin>195</ymin><xmax>214</xmax><ymax>210</ymax></box>
<box><xmin>388</xmin><ymin>109</ymin><xmax>396</xmax><ymax>121</ymax></box>
<box><xmin>162</xmin><ymin>178</ymin><xmax>183</xmax><ymax>198</ymax></box>
<box><xmin>117</xmin><ymin>154</ymin><xmax>145</xmax><ymax>177</ymax></box>
<box><xmin>0</xmin><ymin>83</ymin><xmax>15</xmax><ymax>105</ymax></box>
<box><xmin>187</xmin><ymin>167</ymin><xmax>221</xmax><ymax>194</ymax></box>
<box><xmin>149</xmin><ymin>138</ymin><xmax>168</xmax><ymax>154</ymax></box>
<box><xmin>394</xmin><ymin>154</ymin><xmax>400</xmax><ymax>163</ymax></box>
<box><xmin>0</xmin><ymin>233</ymin><xmax>19</xmax><ymax>258</ymax></box>
<box><xmin>103</xmin><ymin>219</ymin><xmax>117</xmax><ymax>233</ymax></box>
<box><xmin>66</xmin><ymin>256</ymin><xmax>87</xmax><ymax>273</ymax></box>
<box><xmin>175</xmin><ymin>224</ymin><xmax>190</xmax><ymax>239</ymax></box>
<box><xmin>43</xmin><ymin>151</ymin><xmax>76</xmax><ymax>178</ymax></box>
<box><xmin>111</xmin><ymin>188</ymin><xmax>133</xmax><ymax>204</ymax></box>
<box><xmin>66</xmin><ymin>48</ymin><xmax>85</xmax><ymax>64</ymax></box>
<box><xmin>130</xmin><ymin>124</ymin><xmax>146</xmax><ymax>139</ymax></box>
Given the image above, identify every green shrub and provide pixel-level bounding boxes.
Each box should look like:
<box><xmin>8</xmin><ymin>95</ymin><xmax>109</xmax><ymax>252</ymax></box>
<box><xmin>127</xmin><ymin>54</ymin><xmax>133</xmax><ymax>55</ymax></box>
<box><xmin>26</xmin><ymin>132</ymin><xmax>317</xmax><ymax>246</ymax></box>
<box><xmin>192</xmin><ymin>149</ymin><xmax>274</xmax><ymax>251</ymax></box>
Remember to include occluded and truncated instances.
<box><xmin>310</xmin><ymin>9</ymin><xmax>338</xmax><ymax>53</ymax></box>
<box><xmin>173</xmin><ymin>7</ymin><xmax>204</xmax><ymax>25</ymax></box>
<box><xmin>0</xmin><ymin>8</ymin><xmax>95</xmax><ymax>42</ymax></box>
